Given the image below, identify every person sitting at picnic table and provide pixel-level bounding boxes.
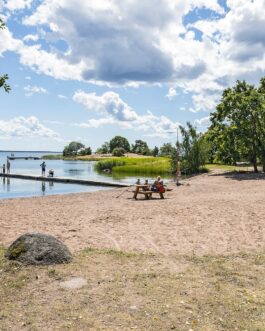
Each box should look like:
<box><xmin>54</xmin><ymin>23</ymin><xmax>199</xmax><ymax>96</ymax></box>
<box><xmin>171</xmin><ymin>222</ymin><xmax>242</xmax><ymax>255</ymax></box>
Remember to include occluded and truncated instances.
<box><xmin>151</xmin><ymin>176</ymin><xmax>165</xmax><ymax>193</ymax></box>
<box><xmin>143</xmin><ymin>179</ymin><xmax>150</xmax><ymax>191</ymax></box>
<box><xmin>135</xmin><ymin>178</ymin><xmax>141</xmax><ymax>185</ymax></box>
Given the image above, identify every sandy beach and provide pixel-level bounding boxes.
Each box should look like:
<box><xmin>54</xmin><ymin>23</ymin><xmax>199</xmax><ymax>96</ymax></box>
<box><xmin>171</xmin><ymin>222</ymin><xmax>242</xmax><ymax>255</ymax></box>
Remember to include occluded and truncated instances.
<box><xmin>1</xmin><ymin>171</ymin><xmax>265</xmax><ymax>256</ymax></box>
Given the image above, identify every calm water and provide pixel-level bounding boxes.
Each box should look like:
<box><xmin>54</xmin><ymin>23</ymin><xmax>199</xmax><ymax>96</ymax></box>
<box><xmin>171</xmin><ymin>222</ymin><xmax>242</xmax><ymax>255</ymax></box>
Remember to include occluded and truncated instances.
<box><xmin>0</xmin><ymin>151</ymin><xmax>158</xmax><ymax>199</ymax></box>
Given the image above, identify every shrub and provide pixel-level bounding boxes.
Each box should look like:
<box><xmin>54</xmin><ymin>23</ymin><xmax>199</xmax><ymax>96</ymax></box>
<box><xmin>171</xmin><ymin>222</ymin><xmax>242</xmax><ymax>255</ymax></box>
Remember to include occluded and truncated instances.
<box><xmin>112</xmin><ymin>147</ymin><xmax>126</xmax><ymax>157</ymax></box>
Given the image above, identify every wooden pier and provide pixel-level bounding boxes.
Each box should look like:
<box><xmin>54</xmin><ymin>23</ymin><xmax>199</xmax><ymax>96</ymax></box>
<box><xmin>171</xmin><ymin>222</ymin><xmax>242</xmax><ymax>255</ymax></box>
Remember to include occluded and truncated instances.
<box><xmin>7</xmin><ymin>156</ymin><xmax>41</xmax><ymax>160</ymax></box>
<box><xmin>0</xmin><ymin>173</ymin><xmax>129</xmax><ymax>188</ymax></box>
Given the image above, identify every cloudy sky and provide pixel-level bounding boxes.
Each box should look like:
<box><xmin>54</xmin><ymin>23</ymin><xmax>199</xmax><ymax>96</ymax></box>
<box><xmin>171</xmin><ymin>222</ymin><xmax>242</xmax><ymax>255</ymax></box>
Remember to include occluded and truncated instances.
<box><xmin>0</xmin><ymin>0</ymin><xmax>265</xmax><ymax>151</ymax></box>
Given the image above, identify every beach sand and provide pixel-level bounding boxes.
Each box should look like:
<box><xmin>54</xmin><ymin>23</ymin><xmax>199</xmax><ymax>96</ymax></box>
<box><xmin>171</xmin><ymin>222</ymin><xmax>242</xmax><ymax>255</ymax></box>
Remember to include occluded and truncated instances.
<box><xmin>1</xmin><ymin>171</ymin><xmax>265</xmax><ymax>255</ymax></box>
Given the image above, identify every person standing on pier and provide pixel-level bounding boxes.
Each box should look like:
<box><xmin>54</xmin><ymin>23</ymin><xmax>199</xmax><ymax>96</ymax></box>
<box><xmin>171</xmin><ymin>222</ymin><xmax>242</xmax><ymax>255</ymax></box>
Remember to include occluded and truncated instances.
<box><xmin>2</xmin><ymin>164</ymin><xmax>6</xmax><ymax>174</ymax></box>
<box><xmin>6</xmin><ymin>159</ymin><xmax>10</xmax><ymax>174</ymax></box>
<box><xmin>40</xmin><ymin>161</ymin><xmax>46</xmax><ymax>176</ymax></box>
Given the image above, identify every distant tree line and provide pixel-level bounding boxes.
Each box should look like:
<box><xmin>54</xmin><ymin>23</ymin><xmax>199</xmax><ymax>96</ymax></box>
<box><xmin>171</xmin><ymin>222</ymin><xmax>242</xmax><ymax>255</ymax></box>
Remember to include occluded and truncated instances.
<box><xmin>96</xmin><ymin>135</ymin><xmax>176</xmax><ymax>157</ymax></box>
<box><xmin>63</xmin><ymin>136</ymin><xmax>180</xmax><ymax>159</ymax></box>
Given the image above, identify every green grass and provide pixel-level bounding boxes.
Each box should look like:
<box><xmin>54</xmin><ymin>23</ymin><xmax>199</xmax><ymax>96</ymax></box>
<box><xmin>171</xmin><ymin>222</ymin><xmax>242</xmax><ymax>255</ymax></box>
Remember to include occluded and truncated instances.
<box><xmin>205</xmin><ymin>163</ymin><xmax>255</xmax><ymax>172</ymax></box>
<box><xmin>42</xmin><ymin>154</ymin><xmax>108</xmax><ymax>161</ymax></box>
<box><xmin>1</xmin><ymin>246</ymin><xmax>265</xmax><ymax>330</ymax></box>
<box><xmin>95</xmin><ymin>157</ymin><xmax>171</xmax><ymax>175</ymax></box>
<box><xmin>42</xmin><ymin>154</ymin><xmax>63</xmax><ymax>160</ymax></box>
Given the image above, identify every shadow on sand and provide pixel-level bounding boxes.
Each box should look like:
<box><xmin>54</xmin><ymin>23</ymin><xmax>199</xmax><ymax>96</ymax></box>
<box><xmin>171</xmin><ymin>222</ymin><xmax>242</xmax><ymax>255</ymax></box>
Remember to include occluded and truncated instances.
<box><xmin>210</xmin><ymin>171</ymin><xmax>265</xmax><ymax>181</ymax></box>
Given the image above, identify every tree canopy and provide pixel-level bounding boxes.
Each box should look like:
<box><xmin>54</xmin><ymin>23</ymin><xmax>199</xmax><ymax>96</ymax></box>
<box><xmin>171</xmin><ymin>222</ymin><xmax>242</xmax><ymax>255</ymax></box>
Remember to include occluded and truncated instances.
<box><xmin>0</xmin><ymin>19</ymin><xmax>11</xmax><ymax>93</ymax></box>
<box><xmin>208</xmin><ymin>79</ymin><xmax>265</xmax><ymax>172</ymax></box>
<box><xmin>109</xmin><ymin>136</ymin><xmax>130</xmax><ymax>152</ymax></box>
<box><xmin>96</xmin><ymin>142</ymin><xmax>110</xmax><ymax>154</ymax></box>
<box><xmin>159</xmin><ymin>143</ymin><xmax>176</xmax><ymax>156</ymax></box>
<box><xmin>131</xmin><ymin>139</ymin><xmax>149</xmax><ymax>155</ymax></box>
<box><xmin>63</xmin><ymin>141</ymin><xmax>85</xmax><ymax>156</ymax></box>
<box><xmin>177</xmin><ymin>122</ymin><xmax>208</xmax><ymax>174</ymax></box>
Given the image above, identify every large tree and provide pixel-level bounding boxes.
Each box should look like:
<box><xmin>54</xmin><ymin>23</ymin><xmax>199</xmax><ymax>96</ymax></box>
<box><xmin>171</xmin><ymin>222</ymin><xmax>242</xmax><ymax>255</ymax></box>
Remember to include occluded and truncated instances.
<box><xmin>0</xmin><ymin>19</ymin><xmax>11</xmax><ymax>93</ymax></box>
<box><xmin>109</xmin><ymin>136</ymin><xmax>130</xmax><ymax>152</ymax></box>
<box><xmin>63</xmin><ymin>141</ymin><xmax>85</xmax><ymax>156</ymax></box>
<box><xmin>209</xmin><ymin>79</ymin><xmax>265</xmax><ymax>172</ymax></box>
<box><xmin>131</xmin><ymin>139</ymin><xmax>149</xmax><ymax>155</ymax></box>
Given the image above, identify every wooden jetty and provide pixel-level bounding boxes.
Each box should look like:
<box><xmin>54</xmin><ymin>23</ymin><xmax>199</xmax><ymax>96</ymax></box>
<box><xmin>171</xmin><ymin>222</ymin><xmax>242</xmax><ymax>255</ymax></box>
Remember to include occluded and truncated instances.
<box><xmin>7</xmin><ymin>156</ymin><xmax>41</xmax><ymax>160</ymax></box>
<box><xmin>0</xmin><ymin>173</ymin><xmax>129</xmax><ymax>188</ymax></box>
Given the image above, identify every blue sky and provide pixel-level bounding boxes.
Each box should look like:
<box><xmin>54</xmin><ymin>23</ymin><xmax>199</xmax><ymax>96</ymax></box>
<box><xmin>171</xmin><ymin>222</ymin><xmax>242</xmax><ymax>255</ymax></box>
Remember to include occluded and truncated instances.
<box><xmin>1</xmin><ymin>0</ymin><xmax>265</xmax><ymax>151</ymax></box>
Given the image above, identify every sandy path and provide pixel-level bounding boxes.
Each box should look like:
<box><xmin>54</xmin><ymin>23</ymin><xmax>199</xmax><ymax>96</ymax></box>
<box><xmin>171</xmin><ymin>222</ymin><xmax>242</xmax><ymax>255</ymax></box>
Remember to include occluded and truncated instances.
<box><xmin>1</xmin><ymin>171</ymin><xmax>265</xmax><ymax>255</ymax></box>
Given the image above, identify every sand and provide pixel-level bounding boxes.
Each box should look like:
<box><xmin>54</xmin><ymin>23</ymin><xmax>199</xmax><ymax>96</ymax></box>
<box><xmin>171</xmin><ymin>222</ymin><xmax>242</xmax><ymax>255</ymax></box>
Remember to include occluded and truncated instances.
<box><xmin>1</xmin><ymin>171</ymin><xmax>265</xmax><ymax>255</ymax></box>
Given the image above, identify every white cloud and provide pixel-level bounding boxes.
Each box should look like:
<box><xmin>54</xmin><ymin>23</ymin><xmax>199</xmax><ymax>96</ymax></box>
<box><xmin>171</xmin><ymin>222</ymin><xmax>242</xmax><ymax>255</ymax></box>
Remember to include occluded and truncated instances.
<box><xmin>57</xmin><ymin>94</ymin><xmax>67</xmax><ymax>99</ymax></box>
<box><xmin>194</xmin><ymin>116</ymin><xmax>210</xmax><ymax>128</ymax></box>
<box><xmin>73</xmin><ymin>91</ymin><xmax>138</xmax><ymax>121</ymax></box>
<box><xmin>166</xmin><ymin>87</ymin><xmax>177</xmax><ymax>100</ymax></box>
<box><xmin>74</xmin><ymin>90</ymin><xmax>180</xmax><ymax>137</ymax></box>
<box><xmin>0</xmin><ymin>116</ymin><xmax>59</xmax><ymax>138</ymax></box>
<box><xmin>1</xmin><ymin>0</ymin><xmax>265</xmax><ymax>118</ymax></box>
<box><xmin>23</xmin><ymin>34</ymin><xmax>39</xmax><ymax>42</ymax></box>
<box><xmin>24</xmin><ymin>85</ymin><xmax>47</xmax><ymax>97</ymax></box>
<box><xmin>4</xmin><ymin>0</ymin><xmax>33</xmax><ymax>11</ymax></box>
<box><xmin>19</xmin><ymin>0</ymin><xmax>225</xmax><ymax>86</ymax></box>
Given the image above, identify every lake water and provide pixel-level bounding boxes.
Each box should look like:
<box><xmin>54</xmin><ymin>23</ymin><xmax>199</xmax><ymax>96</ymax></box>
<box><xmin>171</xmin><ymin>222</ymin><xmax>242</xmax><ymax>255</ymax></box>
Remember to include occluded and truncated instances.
<box><xmin>0</xmin><ymin>151</ymin><xmax>158</xmax><ymax>199</ymax></box>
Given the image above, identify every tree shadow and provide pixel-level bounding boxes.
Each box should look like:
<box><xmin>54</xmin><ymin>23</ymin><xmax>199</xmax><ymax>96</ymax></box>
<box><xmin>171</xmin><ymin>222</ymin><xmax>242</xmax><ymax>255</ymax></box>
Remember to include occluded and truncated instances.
<box><xmin>210</xmin><ymin>171</ymin><xmax>265</xmax><ymax>181</ymax></box>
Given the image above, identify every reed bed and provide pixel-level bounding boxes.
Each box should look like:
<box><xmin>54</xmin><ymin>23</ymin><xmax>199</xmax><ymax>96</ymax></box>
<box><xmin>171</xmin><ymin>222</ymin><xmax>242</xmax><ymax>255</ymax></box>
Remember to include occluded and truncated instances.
<box><xmin>95</xmin><ymin>157</ymin><xmax>171</xmax><ymax>175</ymax></box>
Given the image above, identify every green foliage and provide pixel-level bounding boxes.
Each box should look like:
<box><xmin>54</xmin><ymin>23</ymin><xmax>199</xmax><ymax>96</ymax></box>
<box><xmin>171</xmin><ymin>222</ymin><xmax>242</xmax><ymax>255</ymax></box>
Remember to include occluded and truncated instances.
<box><xmin>209</xmin><ymin>79</ymin><xmax>265</xmax><ymax>172</ymax></box>
<box><xmin>78</xmin><ymin>147</ymin><xmax>92</xmax><ymax>156</ymax></box>
<box><xmin>109</xmin><ymin>136</ymin><xmax>130</xmax><ymax>152</ymax></box>
<box><xmin>95</xmin><ymin>159</ymin><xmax>126</xmax><ymax>171</ymax></box>
<box><xmin>0</xmin><ymin>20</ymin><xmax>11</xmax><ymax>93</ymax></box>
<box><xmin>131</xmin><ymin>139</ymin><xmax>150</xmax><ymax>155</ymax></box>
<box><xmin>63</xmin><ymin>141</ymin><xmax>85</xmax><ymax>156</ymax></box>
<box><xmin>112</xmin><ymin>147</ymin><xmax>126</xmax><ymax>157</ymax></box>
<box><xmin>95</xmin><ymin>157</ymin><xmax>171</xmax><ymax>175</ymax></box>
<box><xmin>178</xmin><ymin>122</ymin><xmax>209</xmax><ymax>174</ymax></box>
<box><xmin>42</xmin><ymin>154</ymin><xmax>63</xmax><ymax>160</ymax></box>
<box><xmin>0</xmin><ymin>74</ymin><xmax>11</xmax><ymax>93</ymax></box>
<box><xmin>152</xmin><ymin>146</ymin><xmax>159</xmax><ymax>157</ymax></box>
<box><xmin>96</xmin><ymin>141</ymin><xmax>110</xmax><ymax>154</ymax></box>
<box><xmin>159</xmin><ymin>143</ymin><xmax>176</xmax><ymax>156</ymax></box>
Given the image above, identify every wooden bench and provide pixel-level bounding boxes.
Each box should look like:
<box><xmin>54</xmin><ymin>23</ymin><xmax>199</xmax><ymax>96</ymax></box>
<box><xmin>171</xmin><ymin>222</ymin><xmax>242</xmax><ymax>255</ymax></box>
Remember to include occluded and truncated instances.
<box><xmin>133</xmin><ymin>185</ymin><xmax>164</xmax><ymax>200</ymax></box>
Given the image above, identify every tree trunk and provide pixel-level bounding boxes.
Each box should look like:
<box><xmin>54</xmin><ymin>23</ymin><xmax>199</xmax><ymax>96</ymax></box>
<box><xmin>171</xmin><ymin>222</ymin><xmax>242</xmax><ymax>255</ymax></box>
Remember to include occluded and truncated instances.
<box><xmin>262</xmin><ymin>154</ymin><xmax>265</xmax><ymax>173</ymax></box>
<box><xmin>253</xmin><ymin>157</ymin><xmax>258</xmax><ymax>172</ymax></box>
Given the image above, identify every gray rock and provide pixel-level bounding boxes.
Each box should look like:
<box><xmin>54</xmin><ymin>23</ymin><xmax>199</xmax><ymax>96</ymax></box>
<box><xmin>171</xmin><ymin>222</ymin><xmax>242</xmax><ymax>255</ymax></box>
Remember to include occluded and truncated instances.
<box><xmin>5</xmin><ymin>233</ymin><xmax>72</xmax><ymax>265</ymax></box>
<box><xmin>59</xmin><ymin>277</ymin><xmax>87</xmax><ymax>289</ymax></box>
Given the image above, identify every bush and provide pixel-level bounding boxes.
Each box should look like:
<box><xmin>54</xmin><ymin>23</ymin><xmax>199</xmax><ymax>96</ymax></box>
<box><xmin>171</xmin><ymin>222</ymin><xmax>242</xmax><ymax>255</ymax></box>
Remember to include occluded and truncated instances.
<box><xmin>112</xmin><ymin>147</ymin><xmax>126</xmax><ymax>157</ymax></box>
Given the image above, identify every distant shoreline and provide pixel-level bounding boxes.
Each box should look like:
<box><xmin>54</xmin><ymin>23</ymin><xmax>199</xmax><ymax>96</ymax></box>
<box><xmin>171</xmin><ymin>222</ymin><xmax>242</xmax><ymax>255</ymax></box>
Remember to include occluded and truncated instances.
<box><xmin>0</xmin><ymin>150</ymin><xmax>61</xmax><ymax>153</ymax></box>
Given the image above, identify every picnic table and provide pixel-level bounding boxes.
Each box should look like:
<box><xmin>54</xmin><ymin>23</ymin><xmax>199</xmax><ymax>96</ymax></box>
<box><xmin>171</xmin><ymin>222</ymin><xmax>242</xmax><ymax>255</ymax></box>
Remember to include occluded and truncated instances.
<box><xmin>133</xmin><ymin>184</ymin><xmax>165</xmax><ymax>200</ymax></box>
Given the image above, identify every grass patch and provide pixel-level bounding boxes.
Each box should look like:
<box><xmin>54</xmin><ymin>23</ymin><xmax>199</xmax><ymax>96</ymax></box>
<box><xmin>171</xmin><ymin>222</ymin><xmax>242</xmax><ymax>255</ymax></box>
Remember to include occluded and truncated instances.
<box><xmin>95</xmin><ymin>157</ymin><xmax>171</xmax><ymax>175</ymax></box>
<box><xmin>42</xmin><ymin>154</ymin><xmax>63</xmax><ymax>160</ymax></box>
<box><xmin>42</xmin><ymin>154</ymin><xmax>106</xmax><ymax>161</ymax></box>
<box><xmin>205</xmin><ymin>163</ymin><xmax>256</xmax><ymax>172</ymax></box>
<box><xmin>81</xmin><ymin>247</ymin><xmax>140</xmax><ymax>258</ymax></box>
<box><xmin>1</xmin><ymin>247</ymin><xmax>265</xmax><ymax>330</ymax></box>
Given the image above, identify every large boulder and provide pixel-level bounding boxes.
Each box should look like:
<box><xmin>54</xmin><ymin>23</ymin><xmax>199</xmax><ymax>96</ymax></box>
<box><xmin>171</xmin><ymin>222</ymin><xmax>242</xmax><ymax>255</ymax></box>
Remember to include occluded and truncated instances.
<box><xmin>5</xmin><ymin>233</ymin><xmax>72</xmax><ymax>265</ymax></box>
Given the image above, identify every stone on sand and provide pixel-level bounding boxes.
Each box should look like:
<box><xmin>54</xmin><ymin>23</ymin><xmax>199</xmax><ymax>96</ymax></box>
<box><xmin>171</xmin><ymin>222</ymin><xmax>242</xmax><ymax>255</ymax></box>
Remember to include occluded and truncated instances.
<box><xmin>5</xmin><ymin>233</ymin><xmax>72</xmax><ymax>265</ymax></box>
